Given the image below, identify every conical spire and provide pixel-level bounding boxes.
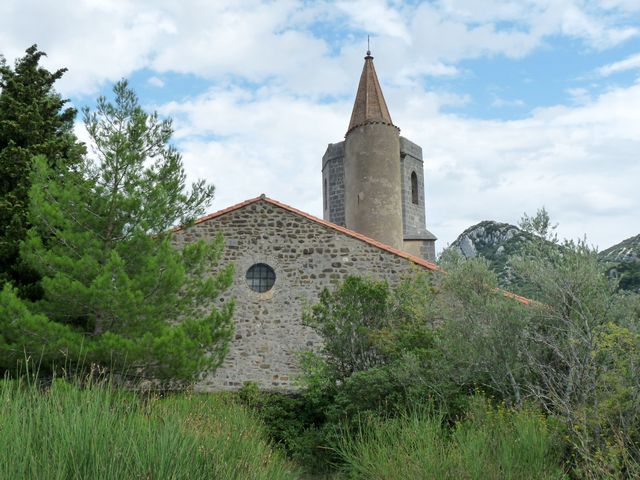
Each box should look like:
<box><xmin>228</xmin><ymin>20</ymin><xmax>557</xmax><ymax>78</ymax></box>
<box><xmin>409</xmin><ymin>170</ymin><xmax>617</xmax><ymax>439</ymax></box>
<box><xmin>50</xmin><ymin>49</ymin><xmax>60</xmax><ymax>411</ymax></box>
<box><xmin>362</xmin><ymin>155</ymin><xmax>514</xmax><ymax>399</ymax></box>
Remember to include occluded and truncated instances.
<box><xmin>346</xmin><ymin>51</ymin><xmax>395</xmax><ymax>134</ymax></box>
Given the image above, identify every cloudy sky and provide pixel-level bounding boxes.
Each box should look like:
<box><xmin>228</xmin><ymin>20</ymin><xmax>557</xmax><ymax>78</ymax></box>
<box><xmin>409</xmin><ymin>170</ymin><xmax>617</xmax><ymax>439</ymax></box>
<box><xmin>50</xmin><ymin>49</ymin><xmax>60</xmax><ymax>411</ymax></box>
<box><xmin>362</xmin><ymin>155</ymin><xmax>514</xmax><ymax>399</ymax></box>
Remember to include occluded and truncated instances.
<box><xmin>2</xmin><ymin>0</ymin><xmax>639</xmax><ymax>253</ymax></box>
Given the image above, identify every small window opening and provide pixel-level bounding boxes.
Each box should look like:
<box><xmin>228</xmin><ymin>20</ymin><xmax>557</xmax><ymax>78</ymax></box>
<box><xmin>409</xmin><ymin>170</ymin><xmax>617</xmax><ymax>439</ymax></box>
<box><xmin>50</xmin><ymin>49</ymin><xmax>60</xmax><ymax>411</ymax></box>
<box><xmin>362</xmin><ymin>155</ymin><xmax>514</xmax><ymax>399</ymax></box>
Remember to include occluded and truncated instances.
<box><xmin>411</xmin><ymin>171</ymin><xmax>419</xmax><ymax>205</ymax></box>
<box><xmin>324</xmin><ymin>178</ymin><xmax>328</xmax><ymax>210</ymax></box>
<box><xmin>246</xmin><ymin>263</ymin><xmax>276</xmax><ymax>293</ymax></box>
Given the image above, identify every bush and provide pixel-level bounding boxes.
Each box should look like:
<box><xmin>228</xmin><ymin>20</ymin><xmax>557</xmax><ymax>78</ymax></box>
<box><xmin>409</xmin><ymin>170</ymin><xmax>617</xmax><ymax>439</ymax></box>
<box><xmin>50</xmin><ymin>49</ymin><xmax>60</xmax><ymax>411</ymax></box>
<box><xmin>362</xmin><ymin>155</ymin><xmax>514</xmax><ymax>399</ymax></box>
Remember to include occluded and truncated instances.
<box><xmin>238</xmin><ymin>381</ymin><xmax>337</xmax><ymax>473</ymax></box>
<box><xmin>249</xmin><ymin>239</ymin><xmax>640</xmax><ymax>477</ymax></box>
<box><xmin>301</xmin><ymin>273</ymin><xmax>462</xmax><ymax>413</ymax></box>
<box><xmin>337</xmin><ymin>397</ymin><xmax>567</xmax><ymax>480</ymax></box>
<box><xmin>302</xmin><ymin>276</ymin><xmax>392</xmax><ymax>381</ymax></box>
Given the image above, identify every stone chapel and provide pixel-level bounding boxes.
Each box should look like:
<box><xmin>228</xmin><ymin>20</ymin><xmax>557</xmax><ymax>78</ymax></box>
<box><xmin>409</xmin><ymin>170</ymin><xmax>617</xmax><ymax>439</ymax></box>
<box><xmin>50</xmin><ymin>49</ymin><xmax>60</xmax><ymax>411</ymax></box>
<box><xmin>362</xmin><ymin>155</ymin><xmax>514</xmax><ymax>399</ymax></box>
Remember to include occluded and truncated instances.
<box><xmin>172</xmin><ymin>50</ymin><xmax>438</xmax><ymax>391</ymax></box>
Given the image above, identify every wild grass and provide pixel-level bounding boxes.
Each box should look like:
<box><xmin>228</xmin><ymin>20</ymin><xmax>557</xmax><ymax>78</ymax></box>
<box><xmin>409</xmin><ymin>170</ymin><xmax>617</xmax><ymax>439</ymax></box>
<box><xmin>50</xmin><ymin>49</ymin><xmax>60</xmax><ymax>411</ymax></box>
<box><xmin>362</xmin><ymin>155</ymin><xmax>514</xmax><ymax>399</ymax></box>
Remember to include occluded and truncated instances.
<box><xmin>336</xmin><ymin>398</ymin><xmax>568</xmax><ymax>480</ymax></box>
<box><xmin>0</xmin><ymin>377</ymin><xmax>572</xmax><ymax>479</ymax></box>
<box><xmin>0</xmin><ymin>377</ymin><xmax>297</xmax><ymax>480</ymax></box>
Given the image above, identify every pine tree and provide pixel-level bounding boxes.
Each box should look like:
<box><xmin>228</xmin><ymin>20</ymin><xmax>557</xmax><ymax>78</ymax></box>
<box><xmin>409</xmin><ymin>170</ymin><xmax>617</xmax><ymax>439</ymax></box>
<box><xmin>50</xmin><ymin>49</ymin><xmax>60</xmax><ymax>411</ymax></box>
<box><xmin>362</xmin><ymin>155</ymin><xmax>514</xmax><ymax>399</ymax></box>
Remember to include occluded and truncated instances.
<box><xmin>1</xmin><ymin>80</ymin><xmax>234</xmax><ymax>381</ymax></box>
<box><xmin>0</xmin><ymin>45</ymin><xmax>84</xmax><ymax>300</ymax></box>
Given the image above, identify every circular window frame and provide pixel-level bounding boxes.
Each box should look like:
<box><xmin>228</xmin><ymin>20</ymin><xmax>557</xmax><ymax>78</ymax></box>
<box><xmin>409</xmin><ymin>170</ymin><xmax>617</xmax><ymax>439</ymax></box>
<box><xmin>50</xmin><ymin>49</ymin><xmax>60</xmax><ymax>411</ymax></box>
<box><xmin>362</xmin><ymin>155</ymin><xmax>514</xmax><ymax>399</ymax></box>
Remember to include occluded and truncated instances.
<box><xmin>245</xmin><ymin>263</ymin><xmax>276</xmax><ymax>293</ymax></box>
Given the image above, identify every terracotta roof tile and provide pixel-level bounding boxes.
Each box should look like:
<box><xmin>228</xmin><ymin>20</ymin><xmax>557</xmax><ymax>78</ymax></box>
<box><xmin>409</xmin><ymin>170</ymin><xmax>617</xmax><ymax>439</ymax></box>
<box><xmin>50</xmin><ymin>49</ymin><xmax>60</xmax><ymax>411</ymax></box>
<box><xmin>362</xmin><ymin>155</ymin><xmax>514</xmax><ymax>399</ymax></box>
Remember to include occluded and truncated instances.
<box><xmin>174</xmin><ymin>195</ymin><xmax>532</xmax><ymax>305</ymax></box>
<box><xmin>175</xmin><ymin>195</ymin><xmax>440</xmax><ymax>271</ymax></box>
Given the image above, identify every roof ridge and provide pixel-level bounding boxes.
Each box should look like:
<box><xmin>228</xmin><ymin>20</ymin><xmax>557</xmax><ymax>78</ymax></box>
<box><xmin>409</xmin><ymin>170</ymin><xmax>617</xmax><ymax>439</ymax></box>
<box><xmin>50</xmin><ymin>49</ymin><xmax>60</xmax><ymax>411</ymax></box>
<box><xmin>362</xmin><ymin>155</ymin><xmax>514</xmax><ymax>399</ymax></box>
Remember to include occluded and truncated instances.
<box><xmin>171</xmin><ymin>195</ymin><xmax>263</xmax><ymax>233</ymax></box>
<box><xmin>263</xmin><ymin>196</ymin><xmax>441</xmax><ymax>272</ymax></box>
<box><xmin>174</xmin><ymin>195</ymin><xmax>439</xmax><ymax>271</ymax></box>
<box><xmin>174</xmin><ymin>195</ymin><xmax>532</xmax><ymax>305</ymax></box>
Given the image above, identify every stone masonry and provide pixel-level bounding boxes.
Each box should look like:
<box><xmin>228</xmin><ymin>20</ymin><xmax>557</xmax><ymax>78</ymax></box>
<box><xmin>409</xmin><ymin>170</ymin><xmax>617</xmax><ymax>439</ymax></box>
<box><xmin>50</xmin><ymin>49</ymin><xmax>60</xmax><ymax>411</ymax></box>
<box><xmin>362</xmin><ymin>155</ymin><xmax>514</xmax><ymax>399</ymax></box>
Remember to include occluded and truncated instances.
<box><xmin>322</xmin><ymin>50</ymin><xmax>436</xmax><ymax>261</ymax></box>
<box><xmin>322</xmin><ymin>135</ymin><xmax>437</xmax><ymax>261</ymax></box>
<box><xmin>172</xmin><ymin>196</ymin><xmax>438</xmax><ymax>391</ymax></box>
<box><xmin>400</xmin><ymin>136</ymin><xmax>437</xmax><ymax>261</ymax></box>
<box><xmin>322</xmin><ymin>142</ymin><xmax>345</xmax><ymax>227</ymax></box>
<box><xmin>400</xmin><ymin>136</ymin><xmax>427</xmax><ymax>238</ymax></box>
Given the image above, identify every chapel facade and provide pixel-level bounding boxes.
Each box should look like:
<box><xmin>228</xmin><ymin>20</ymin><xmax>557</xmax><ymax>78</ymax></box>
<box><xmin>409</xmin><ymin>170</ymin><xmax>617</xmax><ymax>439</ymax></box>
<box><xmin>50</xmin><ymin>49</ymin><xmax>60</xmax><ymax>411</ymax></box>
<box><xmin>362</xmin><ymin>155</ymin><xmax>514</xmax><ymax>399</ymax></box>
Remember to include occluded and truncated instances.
<box><xmin>172</xmin><ymin>51</ymin><xmax>439</xmax><ymax>391</ymax></box>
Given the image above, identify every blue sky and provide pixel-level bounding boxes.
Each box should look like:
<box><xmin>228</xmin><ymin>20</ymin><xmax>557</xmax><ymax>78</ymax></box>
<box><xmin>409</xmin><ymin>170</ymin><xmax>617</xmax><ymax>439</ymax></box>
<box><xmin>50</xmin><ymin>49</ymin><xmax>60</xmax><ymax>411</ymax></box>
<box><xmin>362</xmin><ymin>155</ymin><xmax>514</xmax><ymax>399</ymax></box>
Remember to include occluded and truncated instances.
<box><xmin>2</xmin><ymin>0</ymin><xmax>639</xmax><ymax>252</ymax></box>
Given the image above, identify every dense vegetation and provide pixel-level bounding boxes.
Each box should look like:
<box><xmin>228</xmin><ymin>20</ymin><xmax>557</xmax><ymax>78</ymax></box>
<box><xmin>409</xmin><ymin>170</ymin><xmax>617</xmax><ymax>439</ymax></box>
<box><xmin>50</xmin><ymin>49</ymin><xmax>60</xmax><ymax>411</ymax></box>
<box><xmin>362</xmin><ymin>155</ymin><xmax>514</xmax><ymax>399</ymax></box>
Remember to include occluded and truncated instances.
<box><xmin>0</xmin><ymin>45</ymin><xmax>85</xmax><ymax>300</ymax></box>
<box><xmin>239</xmin><ymin>223</ymin><xmax>640</xmax><ymax>478</ymax></box>
<box><xmin>0</xmin><ymin>47</ymin><xmax>233</xmax><ymax>382</ymax></box>
<box><xmin>337</xmin><ymin>400</ymin><xmax>565</xmax><ymax>479</ymax></box>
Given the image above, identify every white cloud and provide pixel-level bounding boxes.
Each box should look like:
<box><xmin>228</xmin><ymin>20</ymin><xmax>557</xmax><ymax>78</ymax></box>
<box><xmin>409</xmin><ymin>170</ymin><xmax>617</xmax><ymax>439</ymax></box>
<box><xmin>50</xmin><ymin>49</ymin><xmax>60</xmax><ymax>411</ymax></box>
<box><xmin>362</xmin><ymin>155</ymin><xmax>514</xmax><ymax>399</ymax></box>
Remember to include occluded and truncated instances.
<box><xmin>396</xmin><ymin>81</ymin><xmax>640</xmax><ymax>251</ymax></box>
<box><xmin>148</xmin><ymin>76</ymin><xmax>165</xmax><ymax>87</ymax></box>
<box><xmin>599</xmin><ymin>0</ymin><xmax>640</xmax><ymax>11</ymax></box>
<box><xmin>395</xmin><ymin>62</ymin><xmax>460</xmax><ymax>84</ymax></box>
<box><xmin>336</xmin><ymin>0</ymin><xmax>412</xmax><ymax>43</ymax></box>
<box><xmin>3</xmin><ymin>0</ymin><xmax>639</xmax><ymax>253</ymax></box>
<box><xmin>491</xmin><ymin>97</ymin><xmax>525</xmax><ymax>108</ymax></box>
<box><xmin>3</xmin><ymin>0</ymin><xmax>639</xmax><ymax>97</ymax></box>
<box><xmin>156</xmin><ymin>86</ymin><xmax>350</xmax><ymax>216</ymax></box>
<box><xmin>558</xmin><ymin>3</ymin><xmax>638</xmax><ymax>49</ymax></box>
<box><xmin>598</xmin><ymin>52</ymin><xmax>640</xmax><ymax>76</ymax></box>
<box><xmin>0</xmin><ymin>0</ymin><xmax>174</xmax><ymax>96</ymax></box>
<box><xmin>566</xmin><ymin>87</ymin><xmax>591</xmax><ymax>104</ymax></box>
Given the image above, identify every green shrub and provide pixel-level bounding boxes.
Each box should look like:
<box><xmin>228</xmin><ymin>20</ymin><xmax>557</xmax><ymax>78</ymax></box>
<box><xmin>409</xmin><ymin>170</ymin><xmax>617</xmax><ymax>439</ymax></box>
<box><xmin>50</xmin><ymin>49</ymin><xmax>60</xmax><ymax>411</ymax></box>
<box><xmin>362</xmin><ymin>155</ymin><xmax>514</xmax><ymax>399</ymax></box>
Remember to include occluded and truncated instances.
<box><xmin>300</xmin><ymin>274</ymin><xmax>465</xmax><ymax>419</ymax></box>
<box><xmin>238</xmin><ymin>381</ymin><xmax>336</xmax><ymax>473</ymax></box>
<box><xmin>337</xmin><ymin>397</ymin><xmax>567</xmax><ymax>480</ymax></box>
<box><xmin>303</xmin><ymin>276</ymin><xmax>392</xmax><ymax>381</ymax></box>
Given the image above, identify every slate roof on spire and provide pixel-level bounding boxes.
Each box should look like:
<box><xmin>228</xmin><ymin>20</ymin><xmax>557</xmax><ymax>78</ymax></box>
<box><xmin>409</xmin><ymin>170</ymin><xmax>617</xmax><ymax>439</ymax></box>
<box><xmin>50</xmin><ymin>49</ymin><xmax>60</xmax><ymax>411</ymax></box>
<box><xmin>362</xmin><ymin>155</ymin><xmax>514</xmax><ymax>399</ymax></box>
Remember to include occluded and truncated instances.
<box><xmin>347</xmin><ymin>51</ymin><xmax>396</xmax><ymax>134</ymax></box>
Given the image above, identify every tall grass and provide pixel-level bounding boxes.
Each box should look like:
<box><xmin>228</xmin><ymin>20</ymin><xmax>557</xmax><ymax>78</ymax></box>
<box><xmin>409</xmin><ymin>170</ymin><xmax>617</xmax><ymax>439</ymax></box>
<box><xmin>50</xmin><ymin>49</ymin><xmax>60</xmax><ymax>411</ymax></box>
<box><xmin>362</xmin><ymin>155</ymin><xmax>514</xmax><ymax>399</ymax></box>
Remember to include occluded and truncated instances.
<box><xmin>337</xmin><ymin>398</ymin><xmax>568</xmax><ymax>480</ymax></box>
<box><xmin>0</xmin><ymin>378</ymin><xmax>297</xmax><ymax>480</ymax></box>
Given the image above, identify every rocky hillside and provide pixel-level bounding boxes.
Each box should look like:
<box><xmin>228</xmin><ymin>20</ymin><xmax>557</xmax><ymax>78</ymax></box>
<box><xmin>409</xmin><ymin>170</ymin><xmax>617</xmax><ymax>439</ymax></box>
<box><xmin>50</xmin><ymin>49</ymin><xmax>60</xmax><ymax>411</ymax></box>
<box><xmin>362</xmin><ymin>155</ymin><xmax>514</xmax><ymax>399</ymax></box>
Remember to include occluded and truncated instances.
<box><xmin>447</xmin><ymin>222</ymin><xmax>640</xmax><ymax>293</ymax></box>
<box><xmin>445</xmin><ymin>221</ymin><xmax>540</xmax><ymax>287</ymax></box>
<box><xmin>599</xmin><ymin>234</ymin><xmax>640</xmax><ymax>263</ymax></box>
<box><xmin>599</xmin><ymin>234</ymin><xmax>640</xmax><ymax>292</ymax></box>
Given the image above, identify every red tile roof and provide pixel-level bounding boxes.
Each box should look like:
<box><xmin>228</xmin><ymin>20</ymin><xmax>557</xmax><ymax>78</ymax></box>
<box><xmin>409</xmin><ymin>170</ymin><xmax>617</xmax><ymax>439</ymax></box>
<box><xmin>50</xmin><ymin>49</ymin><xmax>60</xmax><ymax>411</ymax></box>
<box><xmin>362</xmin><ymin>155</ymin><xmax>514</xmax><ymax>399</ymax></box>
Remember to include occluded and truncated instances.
<box><xmin>175</xmin><ymin>194</ymin><xmax>440</xmax><ymax>272</ymax></box>
<box><xmin>501</xmin><ymin>290</ymin><xmax>532</xmax><ymax>305</ymax></box>
<box><xmin>174</xmin><ymin>195</ymin><xmax>531</xmax><ymax>305</ymax></box>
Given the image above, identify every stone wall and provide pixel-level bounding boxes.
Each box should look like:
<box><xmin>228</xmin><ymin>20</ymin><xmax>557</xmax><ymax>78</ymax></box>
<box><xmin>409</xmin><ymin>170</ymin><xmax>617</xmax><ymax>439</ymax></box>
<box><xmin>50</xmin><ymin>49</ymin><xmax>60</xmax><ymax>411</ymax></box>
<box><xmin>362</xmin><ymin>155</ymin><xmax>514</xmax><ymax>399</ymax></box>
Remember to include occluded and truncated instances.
<box><xmin>404</xmin><ymin>238</ymin><xmax>436</xmax><ymax>263</ymax></box>
<box><xmin>400</xmin><ymin>136</ymin><xmax>437</xmax><ymax>261</ymax></box>
<box><xmin>172</xmin><ymin>199</ymin><xmax>432</xmax><ymax>391</ymax></box>
<box><xmin>420</xmin><ymin>239</ymin><xmax>436</xmax><ymax>261</ymax></box>
<box><xmin>400</xmin><ymin>136</ymin><xmax>427</xmax><ymax>238</ymax></box>
<box><xmin>344</xmin><ymin>123</ymin><xmax>403</xmax><ymax>250</ymax></box>
<box><xmin>322</xmin><ymin>142</ymin><xmax>346</xmax><ymax>227</ymax></box>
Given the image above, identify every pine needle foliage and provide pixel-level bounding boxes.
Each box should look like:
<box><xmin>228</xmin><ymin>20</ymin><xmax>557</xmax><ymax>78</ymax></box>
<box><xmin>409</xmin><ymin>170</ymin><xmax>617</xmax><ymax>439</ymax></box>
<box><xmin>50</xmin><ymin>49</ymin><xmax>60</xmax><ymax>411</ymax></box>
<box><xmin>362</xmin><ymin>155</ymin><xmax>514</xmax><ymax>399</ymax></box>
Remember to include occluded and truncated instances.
<box><xmin>0</xmin><ymin>45</ymin><xmax>84</xmax><ymax>300</ymax></box>
<box><xmin>1</xmin><ymin>80</ymin><xmax>234</xmax><ymax>381</ymax></box>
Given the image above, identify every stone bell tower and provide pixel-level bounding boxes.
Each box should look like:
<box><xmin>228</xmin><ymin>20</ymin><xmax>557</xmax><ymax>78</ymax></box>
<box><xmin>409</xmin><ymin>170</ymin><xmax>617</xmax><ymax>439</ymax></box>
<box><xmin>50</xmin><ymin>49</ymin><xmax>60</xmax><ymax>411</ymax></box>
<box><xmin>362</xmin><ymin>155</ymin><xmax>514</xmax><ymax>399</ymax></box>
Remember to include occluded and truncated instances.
<box><xmin>322</xmin><ymin>49</ymin><xmax>437</xmax><ymax>260</ymax></box>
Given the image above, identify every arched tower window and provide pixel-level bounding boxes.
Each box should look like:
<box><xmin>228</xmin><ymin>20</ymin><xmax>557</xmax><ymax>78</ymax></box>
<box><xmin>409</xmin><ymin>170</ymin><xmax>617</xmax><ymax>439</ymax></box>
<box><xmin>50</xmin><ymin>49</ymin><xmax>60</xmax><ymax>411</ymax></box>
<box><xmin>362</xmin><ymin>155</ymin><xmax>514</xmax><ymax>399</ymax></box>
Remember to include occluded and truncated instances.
<box><xmin>411</xmin><ymin>171</ymin><xmax>419</xmax><ymax>205</ymax></box>
<box><xmin>324</xmin><ymin>178</ymin><xmax>328</xmax><ymax>210</ymax></box>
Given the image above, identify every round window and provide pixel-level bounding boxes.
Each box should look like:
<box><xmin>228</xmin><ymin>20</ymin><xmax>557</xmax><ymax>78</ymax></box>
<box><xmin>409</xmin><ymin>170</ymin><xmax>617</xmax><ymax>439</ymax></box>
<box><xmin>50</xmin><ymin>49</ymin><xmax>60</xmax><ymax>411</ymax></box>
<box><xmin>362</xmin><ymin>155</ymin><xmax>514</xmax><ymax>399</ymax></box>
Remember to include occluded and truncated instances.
<box><xmin>245</xmin><ymin>263</ymin><xmax>276</xmax><ymax>293</ymax></box>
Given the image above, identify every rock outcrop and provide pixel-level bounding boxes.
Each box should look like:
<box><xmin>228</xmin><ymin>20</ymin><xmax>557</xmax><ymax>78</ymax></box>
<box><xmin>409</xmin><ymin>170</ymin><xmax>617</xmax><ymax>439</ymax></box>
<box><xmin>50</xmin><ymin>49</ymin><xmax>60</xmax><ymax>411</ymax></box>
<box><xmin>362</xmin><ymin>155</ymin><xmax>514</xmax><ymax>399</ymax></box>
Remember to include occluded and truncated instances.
<box><xmin>447</xmin><ymin>222</ymin><xmax>640</xmax><ymax>293</ymax></box>
<box><xmin>445</xmin><ymin>221</ymin><xmax>539</xmax><ymax>287</ymax></box>
<box><xmin>599</xmin><ymin>234</ymin><xmax>640</xmax><ymax>292</ymax></box>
